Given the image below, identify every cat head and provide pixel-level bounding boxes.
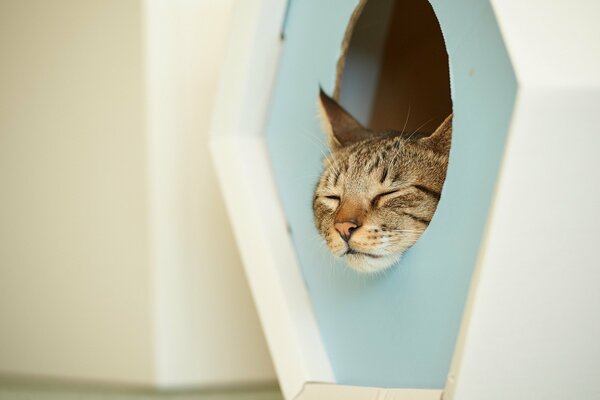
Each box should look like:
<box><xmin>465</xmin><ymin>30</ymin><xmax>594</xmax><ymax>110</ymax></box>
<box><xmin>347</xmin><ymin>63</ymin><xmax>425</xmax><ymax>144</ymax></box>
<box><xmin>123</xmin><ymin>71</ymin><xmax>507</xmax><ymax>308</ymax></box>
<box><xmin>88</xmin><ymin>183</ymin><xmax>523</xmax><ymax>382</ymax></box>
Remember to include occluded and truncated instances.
<box><xmin>313</xmin><ymin>89</ymin><xmax>452</xmax><ymax>273</ymax></box>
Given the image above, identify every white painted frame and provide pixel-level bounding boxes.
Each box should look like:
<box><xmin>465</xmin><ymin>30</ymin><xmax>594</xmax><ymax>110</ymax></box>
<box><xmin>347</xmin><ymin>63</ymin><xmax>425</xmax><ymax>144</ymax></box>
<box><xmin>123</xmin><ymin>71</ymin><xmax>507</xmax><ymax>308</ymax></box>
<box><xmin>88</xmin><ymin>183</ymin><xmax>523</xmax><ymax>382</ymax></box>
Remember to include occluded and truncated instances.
<box><xmin>208</xmin><ymin>0</ymin><xmax>335</xmax><ymax>398</ymax></box>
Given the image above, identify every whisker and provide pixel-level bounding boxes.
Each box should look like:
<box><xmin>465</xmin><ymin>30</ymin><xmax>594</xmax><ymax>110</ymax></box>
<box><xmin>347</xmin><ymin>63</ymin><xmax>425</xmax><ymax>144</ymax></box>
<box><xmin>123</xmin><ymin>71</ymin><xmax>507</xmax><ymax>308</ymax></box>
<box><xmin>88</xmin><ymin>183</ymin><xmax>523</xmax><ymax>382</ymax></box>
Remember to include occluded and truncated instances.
<box><xmin>298</xmin><ymin>132</ymin><xmax>330</xmax><ymax>161</ymax></box>
<box><xmin>297</xmin><ymin>130</ymin><xmax>343</xmax><ymax>180</ymax></box>
<box><xmin>299</xmin><ymin>128</ymin><xmax>342</xmax><ymax>174</ymax></box>
<box><xmin>406</xmin><ymin>117</ymin><xmax>435</xmax><ymax>142</ymax></box>
<box><xmin>401</xmin><ymin>104</ymin><xmax>412</xmax><ymax>136</ymax></box>
<box><xmin>290</xmin><ymin>173</ymin><xmax>323</xmax><ymax>182</ymax></box>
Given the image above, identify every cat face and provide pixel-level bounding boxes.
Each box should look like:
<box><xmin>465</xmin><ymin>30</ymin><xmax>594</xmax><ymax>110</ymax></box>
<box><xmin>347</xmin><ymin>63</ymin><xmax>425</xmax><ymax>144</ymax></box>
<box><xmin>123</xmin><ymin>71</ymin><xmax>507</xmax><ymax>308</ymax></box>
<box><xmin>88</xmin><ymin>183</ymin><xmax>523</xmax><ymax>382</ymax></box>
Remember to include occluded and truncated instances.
<box><xmin>313</xmin><ymin>90</ymin><xmax>452</xmax><ymax>273</ymax></box>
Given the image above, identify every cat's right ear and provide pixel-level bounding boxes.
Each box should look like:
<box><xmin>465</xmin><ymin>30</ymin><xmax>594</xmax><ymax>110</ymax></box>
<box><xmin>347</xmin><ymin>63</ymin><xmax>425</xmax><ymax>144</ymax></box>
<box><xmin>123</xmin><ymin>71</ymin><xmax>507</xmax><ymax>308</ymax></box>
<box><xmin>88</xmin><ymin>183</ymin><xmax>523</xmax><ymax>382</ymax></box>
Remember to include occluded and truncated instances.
<box><xmin>318</xmin><ymin>88</ymin><xmax>371</xmax><ymax>149</ymax></box>
<box><xmin>419</xmin><ymin>113</ymin><xmax>452</xmax><ymax>155</ymax></box>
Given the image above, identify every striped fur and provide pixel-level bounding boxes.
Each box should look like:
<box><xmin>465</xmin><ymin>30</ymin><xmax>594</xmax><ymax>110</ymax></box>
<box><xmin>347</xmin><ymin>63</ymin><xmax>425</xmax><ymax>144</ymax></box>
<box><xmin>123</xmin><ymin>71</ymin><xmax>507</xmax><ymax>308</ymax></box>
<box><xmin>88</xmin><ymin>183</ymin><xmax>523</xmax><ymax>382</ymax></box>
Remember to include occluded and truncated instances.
<box><xmin>313</xmin><ymin>91</ymin><xmax>452</xmax><ymax>273</ymax></box>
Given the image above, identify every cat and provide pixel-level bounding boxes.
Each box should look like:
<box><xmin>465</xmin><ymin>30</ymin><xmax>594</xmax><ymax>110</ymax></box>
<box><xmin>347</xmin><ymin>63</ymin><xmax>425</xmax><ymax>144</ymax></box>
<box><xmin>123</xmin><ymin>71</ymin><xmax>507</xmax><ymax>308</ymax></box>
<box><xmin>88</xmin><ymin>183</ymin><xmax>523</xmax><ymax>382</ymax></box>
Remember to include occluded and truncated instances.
<box><xmin>313</xmin><ymin>89</ymin><xmax>452</xmax><ymax>273</ymax></box>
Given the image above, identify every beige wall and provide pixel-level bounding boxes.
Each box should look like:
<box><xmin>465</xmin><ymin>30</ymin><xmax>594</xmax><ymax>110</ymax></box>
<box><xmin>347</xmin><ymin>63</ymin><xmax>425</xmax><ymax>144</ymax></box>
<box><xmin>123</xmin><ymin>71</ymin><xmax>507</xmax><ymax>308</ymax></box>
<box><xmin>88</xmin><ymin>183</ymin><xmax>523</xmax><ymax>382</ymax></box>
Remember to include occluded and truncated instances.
<box><xmin>0</xmin><ymin>0</ymin><xmax>274</xmax><ymax>387</ymax></box>
<box><xmin>0</xmin><ymin>0</ymin><xmax>154</xmax><ymax>383</ymax></box>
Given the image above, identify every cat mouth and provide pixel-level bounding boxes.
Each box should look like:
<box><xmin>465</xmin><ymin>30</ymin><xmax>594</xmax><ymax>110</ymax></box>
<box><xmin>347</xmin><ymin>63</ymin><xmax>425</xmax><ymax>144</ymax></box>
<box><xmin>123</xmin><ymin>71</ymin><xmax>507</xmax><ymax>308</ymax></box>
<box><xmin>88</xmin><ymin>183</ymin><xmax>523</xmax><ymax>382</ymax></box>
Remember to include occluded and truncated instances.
<box><xmin>344</xmin><ymin>248</ymin><xmax>383</xmax><ymax>259</ymax></box>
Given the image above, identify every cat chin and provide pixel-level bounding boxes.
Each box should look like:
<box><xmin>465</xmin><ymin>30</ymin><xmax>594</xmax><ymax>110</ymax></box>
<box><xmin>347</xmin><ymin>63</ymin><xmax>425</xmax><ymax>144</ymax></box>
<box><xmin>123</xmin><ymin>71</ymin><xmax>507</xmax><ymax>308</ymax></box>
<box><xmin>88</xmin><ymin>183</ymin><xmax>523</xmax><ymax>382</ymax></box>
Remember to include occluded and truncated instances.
<box><xmin>344</xmin><ymin>252</ymin><xmax>402</xmax><ymax>274</ymax></box>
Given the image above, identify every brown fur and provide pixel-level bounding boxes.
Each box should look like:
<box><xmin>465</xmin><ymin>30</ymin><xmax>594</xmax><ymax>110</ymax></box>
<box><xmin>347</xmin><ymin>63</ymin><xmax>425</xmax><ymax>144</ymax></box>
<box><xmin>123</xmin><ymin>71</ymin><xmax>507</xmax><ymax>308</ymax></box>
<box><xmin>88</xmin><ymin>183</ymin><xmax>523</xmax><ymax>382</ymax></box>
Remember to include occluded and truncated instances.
<box><xmin>313</xmin><ymin>90</ymin><xmax>452</xmax><ymax>273</ymax></box>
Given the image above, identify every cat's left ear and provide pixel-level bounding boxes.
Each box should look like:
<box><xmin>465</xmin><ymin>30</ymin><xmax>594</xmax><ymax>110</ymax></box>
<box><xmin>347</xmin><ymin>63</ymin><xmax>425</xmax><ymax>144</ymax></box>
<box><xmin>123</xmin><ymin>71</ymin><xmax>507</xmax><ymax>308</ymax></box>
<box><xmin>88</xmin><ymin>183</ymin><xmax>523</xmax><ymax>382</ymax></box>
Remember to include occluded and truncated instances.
<box><xmin>419</xmin><ymin>114</ymin><xmax>453</xmax><ymax>154</ymax></box>
<box><xmin>318</xmin><ymin>88</ymin><xmax>373</xmax><ymax>149</ymax></box>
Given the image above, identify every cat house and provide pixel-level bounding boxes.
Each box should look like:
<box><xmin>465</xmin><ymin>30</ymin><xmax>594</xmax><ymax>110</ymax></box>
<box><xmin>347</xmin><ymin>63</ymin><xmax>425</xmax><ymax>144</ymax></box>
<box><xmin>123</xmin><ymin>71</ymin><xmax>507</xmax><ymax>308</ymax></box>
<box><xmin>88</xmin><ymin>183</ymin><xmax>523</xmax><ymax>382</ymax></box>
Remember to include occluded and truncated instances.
<box><xmin>210</xmin><ymin>0</ymin><xmax>600</xmax><ymax>399</ymax></box>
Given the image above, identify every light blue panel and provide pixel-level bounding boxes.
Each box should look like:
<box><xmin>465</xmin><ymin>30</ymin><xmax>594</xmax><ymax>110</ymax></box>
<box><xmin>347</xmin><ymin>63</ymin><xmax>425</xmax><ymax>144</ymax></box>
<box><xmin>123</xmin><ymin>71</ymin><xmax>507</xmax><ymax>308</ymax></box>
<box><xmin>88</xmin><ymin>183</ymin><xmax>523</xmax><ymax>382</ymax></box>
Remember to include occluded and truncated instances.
<box><xmin>429</xmin><ymin>0</ymin><xmax>486</xmax><ymax>53</ymax></box>
<box><xmin>265</xmin><ymin>0</ymin><xmax>516</xmax><ymax>388</ymax></box>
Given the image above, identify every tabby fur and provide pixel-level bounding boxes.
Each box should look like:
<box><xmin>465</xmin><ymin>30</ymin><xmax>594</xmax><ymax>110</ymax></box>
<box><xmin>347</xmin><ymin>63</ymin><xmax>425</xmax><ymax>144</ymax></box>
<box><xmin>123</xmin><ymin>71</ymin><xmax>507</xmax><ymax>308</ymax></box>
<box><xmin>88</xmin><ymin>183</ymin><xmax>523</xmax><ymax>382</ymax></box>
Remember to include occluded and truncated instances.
<box><xmin>313</xmin><ymin>89</ymin><xmax>452</xmax><ymax>273</ymax></box>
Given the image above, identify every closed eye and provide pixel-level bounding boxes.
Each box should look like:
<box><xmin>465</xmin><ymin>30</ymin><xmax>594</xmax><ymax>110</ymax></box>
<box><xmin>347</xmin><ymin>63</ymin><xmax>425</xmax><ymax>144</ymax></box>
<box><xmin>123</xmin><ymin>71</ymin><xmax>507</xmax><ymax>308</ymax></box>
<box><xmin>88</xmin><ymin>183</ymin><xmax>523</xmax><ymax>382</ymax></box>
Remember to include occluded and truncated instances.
<box><xmin>371</xmin><ymin>189</ymin><xmax>400</xmax><ymax>207</ymax></box>
<box><xmin>321</xmin><ymin>195</ymin><xmax>341</xmax><ymax>209</ymax></box>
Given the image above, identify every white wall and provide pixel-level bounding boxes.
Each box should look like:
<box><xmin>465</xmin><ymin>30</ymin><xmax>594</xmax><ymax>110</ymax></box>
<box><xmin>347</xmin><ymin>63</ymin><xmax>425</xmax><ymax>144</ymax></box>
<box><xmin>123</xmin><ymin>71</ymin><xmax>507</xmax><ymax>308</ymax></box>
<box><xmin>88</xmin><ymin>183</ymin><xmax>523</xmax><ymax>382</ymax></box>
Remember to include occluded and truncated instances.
<box><xmin>0</xmin><ymin>0</ymin><xmax>275</xmax><ymax>387</ymax></box>
<box><xmin>144</xmin><ymin>0</ymin><xmax>276</xmax><ymax>387</ymax></box>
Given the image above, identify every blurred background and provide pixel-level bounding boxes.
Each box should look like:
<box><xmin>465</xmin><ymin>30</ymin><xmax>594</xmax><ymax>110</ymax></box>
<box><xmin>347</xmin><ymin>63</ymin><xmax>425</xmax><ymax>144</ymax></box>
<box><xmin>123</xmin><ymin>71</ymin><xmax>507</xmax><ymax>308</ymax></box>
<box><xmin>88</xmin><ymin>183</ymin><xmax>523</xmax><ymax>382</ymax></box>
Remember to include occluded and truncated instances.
<box><xmin>0</xmin><ymin>0</ymin><xmax>281</xmax><ymax>398</ymax></box>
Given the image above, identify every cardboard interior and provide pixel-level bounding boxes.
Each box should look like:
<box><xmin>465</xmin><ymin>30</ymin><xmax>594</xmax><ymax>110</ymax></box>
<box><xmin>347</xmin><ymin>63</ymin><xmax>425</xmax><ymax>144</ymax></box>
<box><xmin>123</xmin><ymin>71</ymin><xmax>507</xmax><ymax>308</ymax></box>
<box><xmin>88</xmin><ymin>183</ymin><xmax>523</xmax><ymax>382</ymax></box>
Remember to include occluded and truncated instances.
<box><xmin>337</xmin><ymin>0</ymin><xmax>452</xmax><ymax>135</ymax></box>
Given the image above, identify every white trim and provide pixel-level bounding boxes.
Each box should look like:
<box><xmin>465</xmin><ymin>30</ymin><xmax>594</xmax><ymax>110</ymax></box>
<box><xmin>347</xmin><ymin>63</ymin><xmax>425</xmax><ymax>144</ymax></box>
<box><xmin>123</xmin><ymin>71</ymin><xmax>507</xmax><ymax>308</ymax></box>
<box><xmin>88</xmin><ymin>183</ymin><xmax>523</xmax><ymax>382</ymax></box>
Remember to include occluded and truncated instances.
<box><xmin>208</xmin><ymin>1</ymin><xmax>335</xmax><ymax>399</ymax></box>
<box><xmin>296</xmin><ymin>383</ymin><xmax>442</xmax><ymax>400</ymax></box>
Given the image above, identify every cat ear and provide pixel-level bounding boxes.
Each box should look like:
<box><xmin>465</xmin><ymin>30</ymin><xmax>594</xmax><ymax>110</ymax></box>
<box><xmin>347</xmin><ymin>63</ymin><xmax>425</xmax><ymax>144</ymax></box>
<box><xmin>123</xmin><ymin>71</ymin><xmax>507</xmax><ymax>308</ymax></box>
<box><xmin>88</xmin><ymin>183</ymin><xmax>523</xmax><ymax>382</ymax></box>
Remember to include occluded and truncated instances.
<box><xmin>318</xmin><ymin>88</ymin><xmax>372</xmax><ymax>149</ymax></box>
<box><xmin>419</xmin><ymin>114</ymin><xmax>453</xmax><ymax>154</ymax></box>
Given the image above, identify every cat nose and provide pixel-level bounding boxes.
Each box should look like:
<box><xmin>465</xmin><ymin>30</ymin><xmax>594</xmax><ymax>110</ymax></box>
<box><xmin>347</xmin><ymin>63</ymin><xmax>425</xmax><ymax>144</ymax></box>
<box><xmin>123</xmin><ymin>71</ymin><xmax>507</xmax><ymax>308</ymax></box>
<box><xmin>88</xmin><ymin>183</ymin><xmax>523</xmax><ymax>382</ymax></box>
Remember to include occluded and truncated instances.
<box><xmin>334</xmin><ymin>220</ymin><xmax>360</xmax><ymax>241</ymax></box>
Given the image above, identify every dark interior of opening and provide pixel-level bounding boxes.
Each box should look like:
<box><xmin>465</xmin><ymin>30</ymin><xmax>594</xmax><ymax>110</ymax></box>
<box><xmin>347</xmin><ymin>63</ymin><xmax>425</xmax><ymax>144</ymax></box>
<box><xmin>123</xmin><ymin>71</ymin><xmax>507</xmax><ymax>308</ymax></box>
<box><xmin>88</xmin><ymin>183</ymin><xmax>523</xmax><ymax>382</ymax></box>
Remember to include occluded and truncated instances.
<box><xmin>338</xmin><ymin>0</ymin><xmax>452</xmax><ymax>136</ymax></box>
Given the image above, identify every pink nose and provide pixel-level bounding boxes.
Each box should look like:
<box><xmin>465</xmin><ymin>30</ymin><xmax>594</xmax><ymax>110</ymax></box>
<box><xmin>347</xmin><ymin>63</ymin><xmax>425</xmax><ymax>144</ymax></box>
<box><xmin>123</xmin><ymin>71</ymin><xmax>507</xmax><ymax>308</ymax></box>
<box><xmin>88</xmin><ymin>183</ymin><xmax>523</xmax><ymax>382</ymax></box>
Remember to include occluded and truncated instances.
<box><xmin>334</xmin><ymin>220</ymin><xmax>359</xmax><ymax>241</ymax></box>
